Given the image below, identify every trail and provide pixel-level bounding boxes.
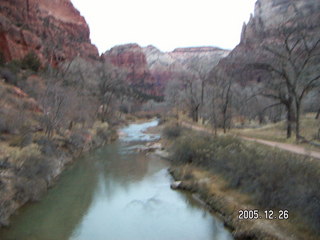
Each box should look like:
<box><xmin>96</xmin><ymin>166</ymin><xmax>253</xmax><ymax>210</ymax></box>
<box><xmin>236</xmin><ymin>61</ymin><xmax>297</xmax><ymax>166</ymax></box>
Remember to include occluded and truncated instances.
<box><xmin>179</xmin><ymin>121</ymin><xmax>320</xmax><ymax>160</ymax></box>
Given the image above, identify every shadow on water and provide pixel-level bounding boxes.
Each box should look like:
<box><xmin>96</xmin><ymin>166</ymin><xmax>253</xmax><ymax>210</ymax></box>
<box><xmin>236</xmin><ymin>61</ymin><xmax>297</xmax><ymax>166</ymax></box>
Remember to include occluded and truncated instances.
<box><xmin>0</xmin><ymin>119</ymin><xmax>233</xmax><ymax>240</ymax></box>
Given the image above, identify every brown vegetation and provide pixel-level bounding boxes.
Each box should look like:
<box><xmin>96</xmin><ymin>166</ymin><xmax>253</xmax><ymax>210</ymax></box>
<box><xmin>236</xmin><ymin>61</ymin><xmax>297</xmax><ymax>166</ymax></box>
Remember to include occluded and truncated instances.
<box><xmin>163</xmin><ymin>125</ymin><xmax>320</xmax><ymax>238</ymax></box>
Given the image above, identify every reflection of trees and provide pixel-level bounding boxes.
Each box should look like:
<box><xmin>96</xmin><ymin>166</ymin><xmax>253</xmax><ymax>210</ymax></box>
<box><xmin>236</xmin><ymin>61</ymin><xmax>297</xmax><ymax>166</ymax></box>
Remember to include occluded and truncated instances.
<box><xmin>0</xmin><ymin>157</ymin><xmax>98</xmax><ymax>240</ymax></box>
<box><xmin>96</xmin><ymin>144</ymin><xmax>149</xmax><ymax>200</ymax></box>
<box><xmin>1</xmin><ymin>133</ymin><xmax>157</xmax><ymax>239</ymax></box>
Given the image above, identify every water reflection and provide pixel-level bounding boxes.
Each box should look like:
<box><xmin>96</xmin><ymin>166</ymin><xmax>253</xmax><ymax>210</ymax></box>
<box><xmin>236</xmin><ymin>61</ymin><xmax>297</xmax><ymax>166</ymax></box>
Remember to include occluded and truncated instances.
<box><xmin>0</xmin><ymin>119</ymin><xmax>233</xmax><ymax>240</ymax></box>
<box><xmin>0</xmin><ymin>153</ymin><xmax>98</xmax><ymax>240</ymax></box>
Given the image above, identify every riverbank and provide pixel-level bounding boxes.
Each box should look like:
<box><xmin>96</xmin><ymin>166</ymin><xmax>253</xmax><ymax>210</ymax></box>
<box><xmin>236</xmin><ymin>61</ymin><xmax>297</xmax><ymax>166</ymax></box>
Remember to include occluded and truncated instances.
<box><xmin>1</xmin><ymin>118</ymin><xmax>234</xmax><ymax>240</ymax></box>
<box><xmin>169</xmin><ymin>166</ymin><xmax>299</xmax><ymax>240</ymax></box>
<box><xmin>0</xmin><ymin>121</ymin><xmax>118</xmax><ymax>227</ymax></box>
<box><xmin>160</xmin><ymin>122</ymin><xmax>320</xmax><ymax>240</ymax></box>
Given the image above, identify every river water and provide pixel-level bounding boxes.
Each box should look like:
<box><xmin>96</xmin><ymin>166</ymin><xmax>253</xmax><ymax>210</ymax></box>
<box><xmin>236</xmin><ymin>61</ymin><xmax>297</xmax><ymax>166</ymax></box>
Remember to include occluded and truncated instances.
<box><xmin>0</xmin><ymin>120</ymin><xmax>233</xmax><ymax>240</ymax></box>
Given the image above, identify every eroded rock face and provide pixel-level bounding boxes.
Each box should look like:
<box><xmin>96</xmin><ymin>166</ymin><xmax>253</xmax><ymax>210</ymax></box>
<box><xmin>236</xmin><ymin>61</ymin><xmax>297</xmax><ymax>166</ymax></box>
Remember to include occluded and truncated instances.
<box><xmin>169</xmin><ymin>47</ymin><xmax>230</xmax><ymax>68</ymax></box>
<box><xmin>143</xmin><ymin>45</ymin><xmax>230</xmax><ymax>94</ymax></box>
<box><xmin>0</xmin><ymin>0</ymin><xmax>99</xmax><ymax>65</ymax></box>
<box><xmin>215</xmin><ymin>0</ymin><xmax>320</xmax><ymax>83</ymax></box>
<box><xmin>102</xmin><ymin>45</ymin><xmax>229</xmax><ymax>98</ymax></box>
<box><xmin>241</xmin><ymin>0</ymin><xmax>320</xmax><ymax>44</ymax></box>
<box><xmin>102</xmin><ymin>44</ymin><xmax>159</xmax><ymax>97</ymax></box>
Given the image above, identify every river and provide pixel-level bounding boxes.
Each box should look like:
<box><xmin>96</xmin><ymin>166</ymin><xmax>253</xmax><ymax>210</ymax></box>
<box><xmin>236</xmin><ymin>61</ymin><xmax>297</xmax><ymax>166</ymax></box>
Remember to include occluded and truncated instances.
<box><xmin>0</xmin><ymin>119</ymin><xmax>233</xmax><ymax>240</ymax></box>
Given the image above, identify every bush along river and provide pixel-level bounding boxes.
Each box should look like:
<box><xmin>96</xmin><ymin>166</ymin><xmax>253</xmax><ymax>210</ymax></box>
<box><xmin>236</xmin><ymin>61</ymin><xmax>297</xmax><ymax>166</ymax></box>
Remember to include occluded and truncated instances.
<box><xmin>0</xmin><ymin>119</ymin><xmax>233</xmax><ymax>240</ymax></box>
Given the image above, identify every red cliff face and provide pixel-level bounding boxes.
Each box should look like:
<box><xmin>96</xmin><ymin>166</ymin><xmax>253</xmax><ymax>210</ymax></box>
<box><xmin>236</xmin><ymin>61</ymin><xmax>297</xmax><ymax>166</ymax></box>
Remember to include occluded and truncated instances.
<box><xmin>0</xmin><ymin>0</ymin><xmax>99</xmax><ymax>65</ymax></box>
<box><xmin>102</xmin><ymin>44</ymin><xmax>230</xmax><ymax>98</ymax></box>
<box><xmin>102</xmin><ymin>44</ymin><xmax>160</xmax><ymax>97</ymax></box>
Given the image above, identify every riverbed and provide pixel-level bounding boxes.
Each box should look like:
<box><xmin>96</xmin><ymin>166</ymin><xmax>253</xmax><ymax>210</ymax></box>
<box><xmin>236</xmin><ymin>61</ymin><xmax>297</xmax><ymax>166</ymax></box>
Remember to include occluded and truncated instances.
<box><xmin>0</xmin><ymin>119</ymin><xmax>233</xmax><ymax>240</ymax></box>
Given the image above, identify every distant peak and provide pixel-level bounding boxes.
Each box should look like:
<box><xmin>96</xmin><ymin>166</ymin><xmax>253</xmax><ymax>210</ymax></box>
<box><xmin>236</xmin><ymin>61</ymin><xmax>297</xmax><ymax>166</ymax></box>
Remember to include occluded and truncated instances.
<box><xmin>172</xmin><ymin>46</ymin><xmax>225</xmax><ymax>53</ymax></box>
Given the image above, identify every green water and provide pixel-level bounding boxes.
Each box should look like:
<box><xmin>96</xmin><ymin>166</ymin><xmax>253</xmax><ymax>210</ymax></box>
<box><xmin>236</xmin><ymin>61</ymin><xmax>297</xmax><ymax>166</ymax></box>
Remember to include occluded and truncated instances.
<box><xmin>0</xmin><ymin>120</ymin><xmax>233</xmax><ymax>240</ymax></box>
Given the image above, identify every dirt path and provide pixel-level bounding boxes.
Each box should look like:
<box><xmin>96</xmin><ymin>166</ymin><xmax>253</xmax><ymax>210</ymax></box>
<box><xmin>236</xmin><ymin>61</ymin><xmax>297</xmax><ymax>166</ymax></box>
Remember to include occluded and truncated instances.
<box><xmin>180</xmin><ymin>121</ymin><xmax>320</xmax><ymax>160</ymax></box>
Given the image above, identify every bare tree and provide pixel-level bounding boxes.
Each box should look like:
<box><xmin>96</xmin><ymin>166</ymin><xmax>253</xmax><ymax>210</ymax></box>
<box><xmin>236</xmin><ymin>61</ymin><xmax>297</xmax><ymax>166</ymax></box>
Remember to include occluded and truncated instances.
<box><xmin>40</xmin><ymin>80</ymin><xmax>69</xmax><ymax>138</ymax></box>
<box><xmin>164</xmin><ymin>79</ymin><xmax>182</xmax><ymax>118</ymax></box>
<box><xmin>209</xmin><ymin>70</ymin><xmax>233</xmax><ymax>133</ymax></box>
<box><xmin>315</xmin><ymin>90</ymin><xmax>320</xmax><ymax>120</ymax></box>
<box><xmin>247</xmin><ymin>15</ymin><xmax>320</xmax><ymax>140</ymax></box>
<box><xmin>97</xmin><ymin>62</ymin><xmax>127</xmax><ymax>122</ymax></box>
<box><xmin>178</xmin><ymin>70</ymin><xmax>201</xmax><ymax>122</ymax></box>
<box><xmin>187</xmin><ymin>56</ymin><xmax>214</xmax><ymax>122</ymax></box>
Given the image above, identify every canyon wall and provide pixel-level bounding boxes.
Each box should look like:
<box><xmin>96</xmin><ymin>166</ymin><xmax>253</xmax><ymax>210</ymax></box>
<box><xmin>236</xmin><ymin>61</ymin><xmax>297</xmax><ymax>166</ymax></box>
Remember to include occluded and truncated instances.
<box><xmin>0</xmin><ymin>0</ymin><xmax>99</xmax><ymax>65</ymax></box>
<box><xmin>103</xmin><ymin>44</ymin><xmax>229</xmax><ymax>98</ymax></box>
<box><xmin>143</xmin><ymin>45</ymin><xmax>230</xmax><ymax>95</ymax></box>
<box><xmin>214</xmin><ymin>0</ymin><xmax>320</xmax><ymax>84</ymax></box>
<box><xmin>101</xmin><ymin>43</ymin><xmax>159</xmax><ymax>97</ymax></box>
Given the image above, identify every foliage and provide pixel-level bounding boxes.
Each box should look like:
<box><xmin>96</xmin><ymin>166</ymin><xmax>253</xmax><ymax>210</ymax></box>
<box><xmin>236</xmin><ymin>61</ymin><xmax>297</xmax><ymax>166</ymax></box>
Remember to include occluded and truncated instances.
<box><xmin>0</xmin><ymin>68</ymin><xmax>16</xmax><ymax>84</ymax></box>
<box><xmin>21</xmin><ymin>51</ymin><xmax>41</xmax><ymax>72</ymax></box>
<box><xmin>119</xmin><ymin>104</ymin><xmax>129</xmax><ymax>114</ymax></box>
<box><xmin>162</xmin><ymin>124</ymin><xmax>183</xmax><ymax>139</ymax></box>
<box><xmin>10</xmin><ymin>143</ymin><xmax>42</xmax><ymax>164</ymax></box>
<box><xmin>170</xmin><ymin>132</ymin><xmax>320</xmax><ymax>233</ymax></box>
<box><xmin>0</xmin><ymin>51</ymin><xmax>5</xmax><ymax>66</ymax></box>
<box><xmin>67</xmin><ymin>129</ymin><xmax>90</xmax><ymax>152</ymax></box>
<box><xmin>0</xmin><ymin>108</ymin><xmax>25</xmax><ymax>135</ymax></box>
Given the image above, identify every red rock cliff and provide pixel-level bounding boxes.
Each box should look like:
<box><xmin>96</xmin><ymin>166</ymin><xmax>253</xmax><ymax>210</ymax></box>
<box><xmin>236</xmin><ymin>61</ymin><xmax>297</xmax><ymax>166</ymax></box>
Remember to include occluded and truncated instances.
<box><xmin>102</xmin><ymin>44</ymin><xmax>159</xmax><ymax>97</ymax></box>
<box><xmin>0</xmin><ymin>0</ymin><xmax>99</xmax><ymax>65</ymax></box>
<box><xmin>143</xmin><ymin>45</ymin><xmax>230</xmax><ymax>95</ymax></box>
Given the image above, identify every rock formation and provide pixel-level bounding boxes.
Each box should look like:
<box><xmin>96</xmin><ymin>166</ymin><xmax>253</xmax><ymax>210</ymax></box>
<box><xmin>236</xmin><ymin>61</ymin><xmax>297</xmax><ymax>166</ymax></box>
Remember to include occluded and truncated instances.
<box><xmin>0</xmin><ymin>0</ymin><xmax>99</xmax><ymax>65</ymax></box>
<box><xmin>213</xmin><ymin>0</ymin><xmax>320</xmax><ymax>83</ymax></box>
<box><xmin>143</xmin><ymin>45</ymin><xmax>230</xmax><ymax>95</ymax></box>
<box><xmin>104</xmin><ymin>44</ymin><xmax>229</xmax><ymax>99</ymax></box>
<box><xmin>102</xmin><ymin>44</ymin><xmax>159</xmax><ymax>97</ymax></box>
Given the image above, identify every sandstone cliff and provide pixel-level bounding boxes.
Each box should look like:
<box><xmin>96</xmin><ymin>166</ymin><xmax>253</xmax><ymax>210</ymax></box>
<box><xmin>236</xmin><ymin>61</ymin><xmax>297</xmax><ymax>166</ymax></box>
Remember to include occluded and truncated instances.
<box><xmin>0</xmin><ymin>0</ymin><xmax>99</xmax><ymax>65</ymax></box>
<box><xmin>101</xmin><ymin>44</ymin><xmax>160</xmax><ymax>98</ymax></box>
<box><xmin>213</xmin><ymin>0</ymin><xmax>320</xmax><ymax>83</ymax></box>
<box><xmin>143</xmin><ymin>45</ymin><xmax>230</xmax><ymax>94</ymax></box>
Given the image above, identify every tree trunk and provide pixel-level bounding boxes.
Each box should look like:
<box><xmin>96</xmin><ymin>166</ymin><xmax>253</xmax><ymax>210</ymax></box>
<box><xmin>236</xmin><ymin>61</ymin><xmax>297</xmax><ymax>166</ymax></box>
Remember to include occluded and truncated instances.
<box><xmin>200</xmin><ymin>80</ymin><xmax>205</xmax><ymax>124</ymax></box>
<box><xmin>316</xmin><ymin>108</ymin><xmax>320</xmax><ymax>119</ymax></box>
<box><xmin>193</xmin><ymin>107</ymin><xmax>199</xmax><ymax>122</ymax></box>
<box><xmin>286</xmin><ymin>106</ymin><xmax>292</xmax><ymax>139</ymax></box>
<box><xmin>285</xmin><ymin>97</ymin><xmax>294</xmax><ymax>139</ymax></box>
<box><xmin>295</xmin><ymin>101</ymin><xmax>301</xmax><ymax>141</ymax></box>
<box><xmin>222</xmin><ymin>103</ymin><xmax>228</xmax><ymax>134</ymax></box>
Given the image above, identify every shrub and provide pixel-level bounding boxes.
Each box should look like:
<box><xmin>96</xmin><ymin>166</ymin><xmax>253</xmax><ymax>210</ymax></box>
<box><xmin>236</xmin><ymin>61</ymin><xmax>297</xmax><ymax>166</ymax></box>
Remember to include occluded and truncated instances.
<box><xmin>162</xmin><ymin>124</ymin><xmax>183</xmax><ymax>139</ymax></box>
<box><xmin>170</xmin><ymin>132</ymin><xmax>320</xmax><ymax>234</ymax></box>
<box><xmin>11</xmin><ymin>143</ymin><xmax>41</xmax><ymax>165</ymax></box>
<box><xmin>21</xmin><ymin>51</ymin><xmax>41</xmax><ymax>72</ymax></box>
<box><xmin>14</xmin><ymin>177</ymin><xmax>47</xmax><ymax>203</ymax></box>
<box><xmin>16</xmin><ymin>155</ymin><xmax>52</xmax><ymax>180</ymax></box>
<box><xmin>119</xmin><ymin>104</ymin><xmax>129</xmax><ymax>114</ymax></box>
<box><xmin>6</xmin><ymin>60</ymin><xmax>22</xmax><ymax>74</ymax></box>
<box><xmin>97</xmin><ymin>126</ymin><xmax>112</xmax><ymax>140</ymax></box>
<box><xmin>0</xmin><ymin>67</ymin><xmax>18</xmax><ymax>85</ymax></box>
<box><xmin>0</xmin><ymin>51</ymin><xmax>5</xmax><ymax>66</ymax></box>
<box><xmin>90</xmin><ymin>121</ymin><xmax>119</xmax><ymax>146</ymax></box>
<box><xmin>36</xmin><ymin>137</ymin><xmax>57</xmax><ymax>156</ymax></box>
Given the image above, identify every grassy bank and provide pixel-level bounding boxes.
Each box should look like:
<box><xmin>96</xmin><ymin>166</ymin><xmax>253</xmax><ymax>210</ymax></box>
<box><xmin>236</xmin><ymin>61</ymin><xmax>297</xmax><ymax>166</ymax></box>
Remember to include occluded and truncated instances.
<box><xmin>231</xmin><ymin>115</ymin><xmax>320</xmax><ymax>150</ymax></box>
<box><xmin>163</xmin><ymin>123</ymin><xmax>320</xmax><ymax>239</ymax></box>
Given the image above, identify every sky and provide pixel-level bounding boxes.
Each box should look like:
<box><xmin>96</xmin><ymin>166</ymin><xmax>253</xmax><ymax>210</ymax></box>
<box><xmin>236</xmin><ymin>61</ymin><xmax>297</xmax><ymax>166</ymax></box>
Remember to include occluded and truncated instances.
<box><xmin>71</xmin><ymin>0</ymin><xmax>257</xmax><ymax>53</ymax></box>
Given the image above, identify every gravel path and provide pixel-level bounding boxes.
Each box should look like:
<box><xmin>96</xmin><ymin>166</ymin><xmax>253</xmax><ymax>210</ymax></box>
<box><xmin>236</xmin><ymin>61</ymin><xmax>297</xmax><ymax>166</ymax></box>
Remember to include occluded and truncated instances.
<box><xmin>180</xmin><ymin>121</ymin><xmax>320</xmax><ymax>160</ymax></box>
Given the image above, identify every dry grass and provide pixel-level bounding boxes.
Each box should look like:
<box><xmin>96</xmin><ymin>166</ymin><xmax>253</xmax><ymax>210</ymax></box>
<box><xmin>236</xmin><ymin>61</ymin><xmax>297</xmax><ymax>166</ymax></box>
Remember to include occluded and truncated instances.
<box><xmin>166</xmin><ymin>129</ymin><xmax>320</xmax><ymax>238</ymax></box>
<box><xmin>170</xmin><ymin>165</ymin><xmax>310</xmax><ymax>240</ymax></box>
<box><xmin>231</xmin><ymin>115</ymin><xmax>320</xmax><ymax>149</ymax></box>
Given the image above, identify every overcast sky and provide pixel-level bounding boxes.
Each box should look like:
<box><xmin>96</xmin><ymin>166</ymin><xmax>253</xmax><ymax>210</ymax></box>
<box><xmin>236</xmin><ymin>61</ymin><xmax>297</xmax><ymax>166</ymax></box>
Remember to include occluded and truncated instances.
<box><xmin>71</xmin><ymin>0</ymin><xmax>257</xmax><ymax>53</ymax></box>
